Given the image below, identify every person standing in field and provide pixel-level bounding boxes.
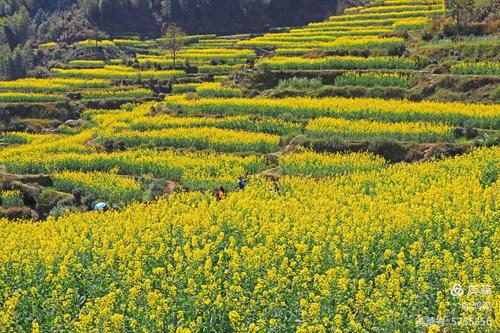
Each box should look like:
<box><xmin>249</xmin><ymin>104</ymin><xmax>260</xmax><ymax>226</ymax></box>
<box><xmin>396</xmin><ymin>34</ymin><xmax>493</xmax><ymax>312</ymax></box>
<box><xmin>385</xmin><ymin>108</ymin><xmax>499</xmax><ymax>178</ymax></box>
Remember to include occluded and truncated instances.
<box><xmin>215</xmin><ymin>187</ymin><xmax>225</xmax><ymax>201</ymax></box>
<box><xmin>237</xmin><ymin>177</ymin><xmax>246</xmax><ymax>190</ymax></box>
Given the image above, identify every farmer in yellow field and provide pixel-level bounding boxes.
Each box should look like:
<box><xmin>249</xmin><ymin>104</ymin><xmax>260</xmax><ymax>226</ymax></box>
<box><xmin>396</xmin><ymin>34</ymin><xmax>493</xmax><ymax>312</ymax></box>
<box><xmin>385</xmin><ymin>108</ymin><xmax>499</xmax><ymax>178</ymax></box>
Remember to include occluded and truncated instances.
<box><xmin>215</xmin><ymin>187</ymin><xmax>225</xmax><ymax>201</ymax></box>
<box><xmin>93</xmin><ymin>202</ymin><xmax>109</xmax><ymax>211</ymax></box>
<box><xmin>236</xmin><ymin>177</ymin><xmax>246</xmax><ymax>190</ymax></box>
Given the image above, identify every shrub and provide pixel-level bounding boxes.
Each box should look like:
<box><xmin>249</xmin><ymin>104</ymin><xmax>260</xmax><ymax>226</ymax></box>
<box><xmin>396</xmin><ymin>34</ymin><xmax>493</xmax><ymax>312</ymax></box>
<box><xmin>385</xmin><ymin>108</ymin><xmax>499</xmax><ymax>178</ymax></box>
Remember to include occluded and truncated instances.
<box><xmin>491</xmin><ymin>86</ymin><xmax>500</xmax><ymax>102</ymax></box>
<box><xmin>387</xmin><ymin>44</ymin><xmax>406</xmax><ymax>56</ymax></box>
<box><xmin>276</xmin><ymin>77</ymin><xmax>323</xmax><ymax>90</ymax></box>
<box><xmin>172</xmin><ymin>83</ymin><xmax>199</xmax><ymax>94</ymax></box>
<box><xmin>422</xmin><ymin>31</ymin><xmax>433</xmax><ymax>41</ymax></box>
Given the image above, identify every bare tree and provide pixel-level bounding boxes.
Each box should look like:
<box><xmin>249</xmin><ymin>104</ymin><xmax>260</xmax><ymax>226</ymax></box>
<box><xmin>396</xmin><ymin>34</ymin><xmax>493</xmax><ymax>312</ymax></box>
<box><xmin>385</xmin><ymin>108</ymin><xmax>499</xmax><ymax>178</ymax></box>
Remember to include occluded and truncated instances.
<box><xmin>160</xmin><ymin>25</ymin><xmax>187</xmax><ymax>69</ymax></box>
<box><xmin>448</xmin><ymin>0</ymin><xmax>476</xmax><ymax>30</ymax></box>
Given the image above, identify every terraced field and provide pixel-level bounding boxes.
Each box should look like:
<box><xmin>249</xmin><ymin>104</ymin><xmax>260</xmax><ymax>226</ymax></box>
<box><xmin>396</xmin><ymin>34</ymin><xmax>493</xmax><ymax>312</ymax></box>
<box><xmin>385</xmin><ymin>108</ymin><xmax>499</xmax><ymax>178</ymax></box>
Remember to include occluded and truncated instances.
<box><xmin>0</xmin><ymin>0</ymin><xmax>498</xmax><ymax>331</ymax></box>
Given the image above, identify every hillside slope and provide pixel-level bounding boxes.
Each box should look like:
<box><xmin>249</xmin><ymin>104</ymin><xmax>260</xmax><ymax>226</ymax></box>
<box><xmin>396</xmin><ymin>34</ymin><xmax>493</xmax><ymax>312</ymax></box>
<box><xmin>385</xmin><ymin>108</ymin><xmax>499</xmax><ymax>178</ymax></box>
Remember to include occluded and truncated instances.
<box><xmin>0</xmin><ymin>0</ymin><xmax>498</xmax><ymax>331</ymax></box>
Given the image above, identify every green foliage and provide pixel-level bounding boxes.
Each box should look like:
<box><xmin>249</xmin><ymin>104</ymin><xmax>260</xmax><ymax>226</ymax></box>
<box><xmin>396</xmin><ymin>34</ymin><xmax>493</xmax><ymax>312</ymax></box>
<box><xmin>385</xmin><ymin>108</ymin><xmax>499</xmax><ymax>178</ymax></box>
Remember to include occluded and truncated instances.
<box><xmin>491</xmin><ymin>86</ymin><xmax>500</xmax><ymax>102</ymax></box>
<box><xmin>335</xmin><ymin>72</ymin><xmax>411</xmax><ymax>88</ymax></box>
<box><xmin>159</xmin><ymin>25</ymin><xmax>187</xmax><ymax>68</ymax></box>
<box><xmin>198</xmin><ymin>64</ymin><xmax>238</xmax><ymax>75</ymax></box>
<box><xmin>0</xmin><ymin>92</ymin><xmax>66</xmax><ymax>103</ymax></box>
<box><xmin>450</xmin><ymin>62</ymin><xmax>500</xmax><ymax>75</ymax></box>
<box><xmin>277</xmin><ymin>77</ymin><xmax>323</xmax><ymax>90</ymax></box>
<box><xmin>195</xmin><ymin>83</ymin><xmax>243</xmax><ymax>98</ymax></box>
<box><xmin>2</xmin><ymin>0</ymin><xmax>342</xmax><ymax>40</ymax></box>
<box><xmin>257</xmin><ymin>56</ymin><xmax>419</xmax><ymax>71</ymax></box>
<box><xmin>479</xmin><ymin>160</ymin><xmax>497</xmax><ymax>188</ymax></box>
<box><xmin>52</xmin><ymin>169</ymin><xmax>143</xmax><ymax>204</ymax></box>
<box><xmin>1</xmin><ymin>132</ymin><xmax>30</xmax><ymax>144</ymax></box>
<box><xmin>172</xmin><ymin>83</ymin><xmax>199</xmax><ymax>94</ymax></box>
<box><xmin>0</xmin><ymin>45</ymin><xmax>31</xmax><ymax>80</ymax></box>
<box><xmin>1</xmin><ymin>190</ymin><xmax>24</xmax><ymax>209</ymax></box>
<box><xmin>279</xmin><ymin>150</ymin><xmax>386</xmax><ymax>177</ymax></box>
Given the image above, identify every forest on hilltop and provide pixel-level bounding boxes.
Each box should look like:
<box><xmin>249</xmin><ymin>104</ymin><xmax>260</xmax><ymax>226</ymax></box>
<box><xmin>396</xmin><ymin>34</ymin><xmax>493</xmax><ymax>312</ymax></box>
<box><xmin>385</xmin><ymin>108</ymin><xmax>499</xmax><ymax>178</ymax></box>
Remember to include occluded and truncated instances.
<box><xmin>1</xmin><ymin>0</ymin><xmax>343</xmax><ymax>37</ymax></box>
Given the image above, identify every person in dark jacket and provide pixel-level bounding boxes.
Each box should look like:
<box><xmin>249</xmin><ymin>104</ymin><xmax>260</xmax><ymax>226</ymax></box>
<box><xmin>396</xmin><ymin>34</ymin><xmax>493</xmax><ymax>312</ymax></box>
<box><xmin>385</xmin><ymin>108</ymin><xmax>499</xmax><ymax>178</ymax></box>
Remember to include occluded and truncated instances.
<box><xmin>237</xmin><ymin>177</ymin><xmax>246</xmax><ymax>190</ymax></box>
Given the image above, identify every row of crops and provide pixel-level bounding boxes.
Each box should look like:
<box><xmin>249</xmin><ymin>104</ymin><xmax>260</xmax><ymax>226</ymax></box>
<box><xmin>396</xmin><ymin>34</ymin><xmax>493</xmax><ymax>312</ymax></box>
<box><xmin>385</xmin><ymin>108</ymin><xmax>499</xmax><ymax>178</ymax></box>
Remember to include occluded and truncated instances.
<box><xmin>52</xmin><ymin>169</ymin><xmax>143</xmax><ymax>204</ymax></box>
<box><xmin>0</xmin><ymin>85</ymin><xmax>154</xmax><ymax>103</ymax></box>
<box><xmin>257</xmin><ymin>56</ymin><xmax>419</xmax><ymax>70</ymax></box>
<box><xmin>306</xmin><ymin>117</ymin><xmax>454</xmax><ymax>142</ymax></box>
<box><xmin>0</xmin><ymin>132</ymin><xmax>266</xmax><ymax>191</ymax></box>
<box><xmin>3</xmin><ymin>79</ymin><xmax>496</xmax><ymax>180</ymax></box>
<box><xmin>239</xmin><ymin>36</ymin><xmax>406</xmax><ymax>50</ymax></box>
<box><xmin>228</xmin><ymin>0</ymin><xmax>497</xmax><ymax>77</ymax></box>
<box><xmin>97</xmin><ymin>127</ymin><xmax>281</xmax><ymax>153</ymax></box>
<box><xmin>164</xmin><ymin>95</ymin><xmax>499</xmax><ymax>128</ymax></box>
<box><xmin>172</xmin><ymin>82</ymin><xmax>243</xmax><ymax>98</ymax></box>
<box><xmin>334</xmin><ymin>72</ymin><xmax>411</xmax><ymax>87</ymax></box>
<box><xmin>234</xmin><ymin>0</ymin><xmax>443</xmax><ymax>54</ymax></box>
<box><xmin>0</xmin><ymin>78</ymin><xmax>112</xmax><ymax>92</ymax></box>
<box><xmin>51</xmin><ymin>66</ymin><xmax>185</xmax><ymax>80</ymax></box>
<box><xmin>137</xmin><ymin>48</ymin><xmax>256</xmax><ymax>65</ymax></box>
<box><xmin>1</xmin><ymin>89</ymin><xmax>497</xmax><ymax>201</ymax></box>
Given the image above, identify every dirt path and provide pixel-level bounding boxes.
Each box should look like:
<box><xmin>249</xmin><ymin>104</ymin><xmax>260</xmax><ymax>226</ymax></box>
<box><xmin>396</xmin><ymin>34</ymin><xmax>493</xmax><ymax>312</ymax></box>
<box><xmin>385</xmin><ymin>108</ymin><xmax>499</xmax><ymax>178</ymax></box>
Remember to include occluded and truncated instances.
<box><xmin>255</xmin><ymin>166</ymin><xmax>280</xmax><ymax>178</ymax></box>
<box><xmin>283</xmin><ymin>134</ymin><xmax>305</xmax><ymax>153</ymax></box>
<box><xmin>253</xmin><ymin>134</ymin><xmax>305</xmax><ymax>179</ymax></box>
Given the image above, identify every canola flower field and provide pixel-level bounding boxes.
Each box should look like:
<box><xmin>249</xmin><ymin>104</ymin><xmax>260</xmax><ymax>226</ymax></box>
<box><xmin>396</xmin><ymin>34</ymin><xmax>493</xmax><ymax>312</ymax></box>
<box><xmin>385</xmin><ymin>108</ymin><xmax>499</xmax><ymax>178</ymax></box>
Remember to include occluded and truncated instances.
<box><xmin>0</xmin><ymin>148</ymin><xmax>498</xmax><ymax>332</ymax></box>
<box><xmin>164</xmin><ymin>95</ymin><xmax>499</xmax><ymax>128</ymax></box>
<box><xmin>305</xmin><ymin>117</ymin><xmax>454</xmax><ymax>142</ymax></box>
<box><xmin>334</xmin><ymin>72</ymin><xmax>411</xmax><ymax>88</ymax></box>
<box><xmin>0</xmin><ymin>0</ymin><xmax>499</xmax><ymax>331</ymax></box>
<box><xmin>51</xmin><ymin>66</ymin><xmax>186</xmax><ymax>80</ymax></box>
<box><xmin>52</xmin><ymin>169</ymin><xmax>144</xmax><ymax>205</ymax></box>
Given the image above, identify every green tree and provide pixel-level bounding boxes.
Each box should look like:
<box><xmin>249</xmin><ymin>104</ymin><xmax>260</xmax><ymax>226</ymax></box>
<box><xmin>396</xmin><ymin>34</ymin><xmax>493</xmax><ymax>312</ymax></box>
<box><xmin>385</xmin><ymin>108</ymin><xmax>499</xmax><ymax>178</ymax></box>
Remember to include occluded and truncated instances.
<box><xmin>159</xmin><ymin>24</ymin><xmax>186</xmax><ymax>69</ymax></box>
